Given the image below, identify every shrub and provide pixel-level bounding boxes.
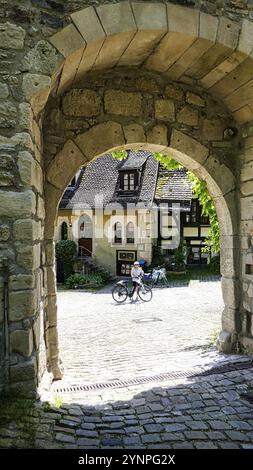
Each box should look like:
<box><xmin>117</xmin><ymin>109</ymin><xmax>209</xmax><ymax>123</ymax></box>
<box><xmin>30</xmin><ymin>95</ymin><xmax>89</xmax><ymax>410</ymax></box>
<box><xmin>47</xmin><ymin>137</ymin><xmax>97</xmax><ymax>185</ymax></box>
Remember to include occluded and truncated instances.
<box><xmin>55</xmin><ymin>240</ymin><xmax>77</xmax><ymax>281</ymax></box>
<box><xmin>209</xmin><ymin>255</ymin><xmax>220</xmax><ymax>274</ymax></box>
<box><xmin>65</xmin><ymin>272</ymin><xmax>110</xmax><ymax>289</ymax></box>
<box><xmin>151</xmin><ymin>244</ymin><xmax>165</xmax><ymax>267</ymax></box>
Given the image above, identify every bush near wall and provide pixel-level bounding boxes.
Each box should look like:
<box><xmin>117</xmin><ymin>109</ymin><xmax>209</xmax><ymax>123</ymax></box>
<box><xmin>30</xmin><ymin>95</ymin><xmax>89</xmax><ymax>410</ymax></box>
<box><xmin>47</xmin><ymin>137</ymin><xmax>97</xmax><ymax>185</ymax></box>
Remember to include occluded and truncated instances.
<box><xmin>55</xmin><ymin>240</ymin><xmax>77</xmax><ymax>282</ymax></box>
<box><xmin>65</xmin><ymin>272</ymin><xmax>110</xmax><ymax>289</ymax></box>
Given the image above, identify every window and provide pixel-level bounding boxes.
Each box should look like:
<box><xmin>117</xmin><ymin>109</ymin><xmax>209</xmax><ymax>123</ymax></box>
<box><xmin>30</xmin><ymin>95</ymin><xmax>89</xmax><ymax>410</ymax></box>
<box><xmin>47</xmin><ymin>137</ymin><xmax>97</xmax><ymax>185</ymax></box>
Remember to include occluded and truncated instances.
<box><xmin>61</xmin><ymin>222</ymin><xmax>68</xmax><ymax>240</ymax></box>
<box><xmin>79</xmin><ymin>214</ymin><xmax>93</xmax><ymax>238</ymax></box>
<box><xmin>126</xmin><ymin>222</ymin><xmax>135</xmax><ymax>244</ymax></box>
<box><xmin>124</xmin><ymin>172</ymin><xmax>135</xmax><ymax>190</ymax></box>
<box><xmin>114</xmin><ymin>222</ymin><xmax>122</xmax><ymax>244</ymax></box>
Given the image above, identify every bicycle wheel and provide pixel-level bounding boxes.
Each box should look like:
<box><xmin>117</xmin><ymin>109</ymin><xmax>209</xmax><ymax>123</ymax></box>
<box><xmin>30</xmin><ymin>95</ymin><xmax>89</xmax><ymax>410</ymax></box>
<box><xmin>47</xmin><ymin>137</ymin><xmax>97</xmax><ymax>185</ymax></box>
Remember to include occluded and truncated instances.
<box><xmin>137</xmin><ymin>284</ymin><xmax>153</xmax><ymax>302</ymax></box>
<box><xmin>112</xmin><ymin>285</ymin><xmax>128</xmax><ymax>303</ymax></box>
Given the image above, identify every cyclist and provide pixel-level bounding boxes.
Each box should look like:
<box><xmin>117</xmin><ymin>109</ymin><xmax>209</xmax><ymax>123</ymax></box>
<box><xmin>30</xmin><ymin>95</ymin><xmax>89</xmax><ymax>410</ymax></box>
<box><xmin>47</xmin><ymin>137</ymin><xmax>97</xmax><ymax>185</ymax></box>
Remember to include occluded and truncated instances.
<box><xmin>130</xmin><ymin>261</ymin><xmax>144</xmax><ymax>302</ymax></box>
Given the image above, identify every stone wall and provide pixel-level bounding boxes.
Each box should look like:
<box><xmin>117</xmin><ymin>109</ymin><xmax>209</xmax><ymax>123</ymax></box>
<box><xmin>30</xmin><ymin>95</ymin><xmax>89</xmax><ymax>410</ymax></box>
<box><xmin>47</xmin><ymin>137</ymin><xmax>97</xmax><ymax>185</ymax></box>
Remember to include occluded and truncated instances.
<box><xmin>0</xmin><ymin>0</ymin><xmax>253</xmax><ymax>396</ymax></box>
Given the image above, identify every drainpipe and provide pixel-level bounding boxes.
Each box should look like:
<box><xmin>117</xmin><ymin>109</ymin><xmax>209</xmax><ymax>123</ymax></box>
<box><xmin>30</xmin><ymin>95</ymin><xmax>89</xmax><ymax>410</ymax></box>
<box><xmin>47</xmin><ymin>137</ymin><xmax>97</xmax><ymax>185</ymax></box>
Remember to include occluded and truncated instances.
<box><xmin>2</xmin><ymin>258</ymin><xmax>9</xmax><ymax>387</ymax></box>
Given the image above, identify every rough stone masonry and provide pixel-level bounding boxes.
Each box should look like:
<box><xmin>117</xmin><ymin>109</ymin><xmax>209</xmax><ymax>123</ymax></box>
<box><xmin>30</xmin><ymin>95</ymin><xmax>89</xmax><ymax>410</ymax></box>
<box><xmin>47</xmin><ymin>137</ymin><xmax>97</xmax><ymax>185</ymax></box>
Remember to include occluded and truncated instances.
<box><xmin>0</xmin><ymin>0</ymin><xmax>253</xmax><ymax>397</ymax></box>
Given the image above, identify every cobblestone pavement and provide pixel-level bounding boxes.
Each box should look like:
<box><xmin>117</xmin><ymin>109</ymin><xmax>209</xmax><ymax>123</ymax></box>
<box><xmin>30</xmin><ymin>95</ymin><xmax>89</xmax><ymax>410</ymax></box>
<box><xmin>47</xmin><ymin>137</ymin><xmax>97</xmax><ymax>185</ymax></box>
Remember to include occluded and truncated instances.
<box><xmin>1</xmin><ymin>280</ymin><xmax>253</xmax><ymax>449</ymax></box>
<box><xmin>55</xmin><ymin>280</ymin><xmax>227</xmax><ymax>386</ymax></box>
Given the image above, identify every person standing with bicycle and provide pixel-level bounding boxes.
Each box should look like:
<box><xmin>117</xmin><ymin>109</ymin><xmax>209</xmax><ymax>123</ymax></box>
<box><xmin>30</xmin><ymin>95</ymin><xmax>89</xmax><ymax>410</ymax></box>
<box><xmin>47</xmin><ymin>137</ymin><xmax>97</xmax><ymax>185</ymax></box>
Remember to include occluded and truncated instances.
<box><xmin>130</xmin><ymin>261</ymin><xmax>144</xmax><ymax>302</ymax></box>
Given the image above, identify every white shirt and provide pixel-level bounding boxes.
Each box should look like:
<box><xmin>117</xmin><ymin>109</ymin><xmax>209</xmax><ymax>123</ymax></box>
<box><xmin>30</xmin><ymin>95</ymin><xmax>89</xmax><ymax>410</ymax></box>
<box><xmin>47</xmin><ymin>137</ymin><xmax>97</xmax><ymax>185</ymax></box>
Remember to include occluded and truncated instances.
<box><xmin>131</xmin><ymin>266</ymin><xmax>144</xmax><ymax>283</ymax></box>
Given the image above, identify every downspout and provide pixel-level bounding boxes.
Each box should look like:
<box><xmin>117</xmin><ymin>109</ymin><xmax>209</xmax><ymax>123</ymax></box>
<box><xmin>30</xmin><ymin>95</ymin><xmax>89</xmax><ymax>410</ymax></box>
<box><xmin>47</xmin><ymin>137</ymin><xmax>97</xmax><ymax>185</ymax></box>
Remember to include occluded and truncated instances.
<box><xmin>2</xmin><ymin>258</ymin><xmax>9</xmax><ymax>388</ymax></box>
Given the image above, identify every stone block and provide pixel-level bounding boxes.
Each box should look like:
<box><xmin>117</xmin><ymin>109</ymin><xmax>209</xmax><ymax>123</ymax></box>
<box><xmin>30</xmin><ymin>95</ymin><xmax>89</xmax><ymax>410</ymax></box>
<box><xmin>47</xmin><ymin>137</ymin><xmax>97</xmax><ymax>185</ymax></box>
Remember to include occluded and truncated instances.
<box><xmin>10</xmin><ymin>329</ymin><xmax>33</xmax><ymax>357</ymax></box>
<box><xmin>96</xmin><ymin>2</ymin><xmax>136</xmax><ymax>35</ymax></box>
<box><xmin>155</xmin><ymin>99</ymin><xmax>175</xmax><ymax>121</ymax></box>
<box><xmin>18</xmin><ymin>103</ymin><xmax>33</xmax><ymax>132</ymax></box>
<box><xmin>186</xmin><ymin>92</ymin><xmax>205</xmax><ymax>107</ymax></box>
<box><xmin>118</xmin><ymin>30</ymin><xmax>165</xmax><ymax>67</ymax></box>
<box><xmin>71</xmin><ymin>6</ymin><xmax>105</xmax><ymax>43</ymax></box>
<box><xmin>16</xmin><ymin>243</ymin><xmax>41</xmax><ymax>271</ymax></box>
<box><xmin>74</xmin><ymin>39</ymin><xmax>106</xmax><ymax>83</ymax></box>
<box><xmin>203</xmin><ymin>157</ymin><xmax>235</xmax><ymax>195</ymax></box>
<box><xmin>217</xmin><ymin>17</ymin><xmax>240</xmax><ymax>49</ymax></box>
<box><xmin>241</xmin><ymin>336</ymin><xmax>253</xmax><ymax>355</ymax></box>
<box><xmin>241</xmin><ymin>196</ymin><xmax>253</xmax><ymax>220</ymax></box>
<box><xmin>167</xmin><ymin>4</ymin><xmax>199</xmax><ymax>36</ymax></box>
<box><xmin>0</xmin><ymin>83</ymin><xmax>9</xmax><ymax>99</ymax></box>
<box><xmin>132</xmin><ymin>2</ymin><xmax>167</xmax><ymax>31</ymax></box>
<box><xmin>123</xmin><ymin>124</ymin><xmax>146</xmax><ymax>144</ymax></box>
<box><xmin>177</xmin><ymin>105</ymin><xmax>198</xmax><ymax>126</ymax></box>
<box><xmin>37</xmin><ymin>195</ymin><xmax>45</xmax><ymax>221</ymax></box>
<box><xmin>57</xmin><ymin>48</ymin><xmax>84</xmax><ymax>95</ymax></box>
<box><xmin>0</xmin><ymin>154</ymin><xmax>15</xmax><ymax>186</ymax></box>
<box><xmin>13</xmin><ymin>219</ymin><xmax>41</xmax><ymax>242</ymax></box>
<box><xmin>202</xmin><ymin>119</ymin><xmax>224</xmax><ymax>141</ymax></box>
<box><xmin>9</xmin><ymin>290</ymin><xmax>37</xmax><ymax>322</ymax></box>
<box><xmin>18</xmin><ymin>151</ymin><xmax>43</xmax><ymax>191</ymax></box>
<box><xmin>0</xmin><ymin>22</ymin><xmax>25</xmax><ymax>50</ymax></box>
<box><xmin>62</xmin><ymin>89</ymin><xmax>101</xmax><ymax>117</ymax></box>
<box><xmin>9</xmin><ymin>274</ymin><xmax>35</xmax><ymax>291</ymax></box>
<box><xmin>147</xmin><ymin>125</ymin><xmax>168</xmax><ymax>146</ymax></box>
<box><xmin>136</xmin><ymin>77</ymin><xmax>159</xmax><ymax>93</ymax></box>
<box><xmin>217</xmin><ymin>330</ymin><xmax>232</xmax><ymax>353</ymax></box>
<box><xmin>9</xmin><ymin>357</ymin><xmax>37</xmax><ymax>384</ymax></box>
<box><xmin>239</xmin><ymin>19</ymin><xmax>253</xmax><ymax>55</ymax></box>
<box><xmin>241</xmin><ymin>162</ymin><xmax>253</xmax><ymax>182</ymax></box>
<box><xmin>171</xmin><ymin>129</ymin><xmax>208</xmax><ymax>166</ymax></box>
<box><xmin>50</xmin><ymin>24</ymin><xmax>85</xmax><ymax>58</ymax></box>
<box><xmin>46</xmin><ymin>140</ymin><xmax>86</xmax><ymax>190</ymax></box>
<box><xmin>22</xmin><ymin>40</ymin><xmax>63</xmax><ymax>75</ymax></box>
<box><xmin>0</xmin><ymin>101</ymin><xmax>17</xmax><ymax>128</ymax></box>
<box><xmin>221</xmin><ymin>277</ymin><xmax>239</xmax><ymax>309</ymax></box>
<box><xmin>104</xmin><ymin>90</ymin><xmax>142</xmax><ymax>117</ymax></box>
<box><xmin>0</xmin><ymin>224</ymin><xmax>10</xmax><ymax>241</ymax></box>
<box><xmin>22</xmin><ymin>74</ymin><xmax>51</xmax><ymax>116</ymax></box>
<box><xmin>241</xmin><ymin>180</ymin><xmax>253</xmax><ymax>196</ymax></box>
<box><xmin>0</xmin><ymin>190</ymin><xmax>36</xmax><ymax>218</ymax></box>
<box><xmin>75</xmin><ymin>122</ymin><xmax>125</xmax><ymax>159</ymax></box>
<box><xmin>199</xmin><ymin>12</ymin><xmax>218</xmax><ymax>42</ymax></box>
<box><xmin>165</xmin><ymin>84</ymin><xmax>184</xmax><ymax>101</ymax></box>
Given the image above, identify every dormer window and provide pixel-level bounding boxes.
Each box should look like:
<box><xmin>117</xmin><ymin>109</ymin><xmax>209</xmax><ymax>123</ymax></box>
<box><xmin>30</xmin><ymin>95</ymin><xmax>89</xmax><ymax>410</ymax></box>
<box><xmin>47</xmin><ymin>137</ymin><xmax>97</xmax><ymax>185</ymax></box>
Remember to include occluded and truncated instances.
<box><xmin>120</xmin><ymin>171</ymin><xmax>138</xmax><ymax>192</ymax></box>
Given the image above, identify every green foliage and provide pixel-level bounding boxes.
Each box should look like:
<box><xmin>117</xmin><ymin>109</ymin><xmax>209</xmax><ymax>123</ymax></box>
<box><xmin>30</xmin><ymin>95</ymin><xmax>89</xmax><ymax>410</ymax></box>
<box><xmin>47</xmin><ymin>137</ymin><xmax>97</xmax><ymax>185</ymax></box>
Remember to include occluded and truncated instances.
<box><xmin>111</xmin><ymin>149</ymin><xmax>128</xmax><ymax>161</ymax></box>
<box><xmin>65</xmin><ymin>272</ymin><xmax>110</xmax><ymax>289</ymax></box>
<box><xmin>55</xmin><ymin>240</ymin><xmax>77</xmax><ymax>281</ymax></box>
<box><xmin>154</xmin><ymin>153</ymin><xmax>183</xmax><ymax>170</ymax></box>
<box><xmin>187</xmin><ymin>172</ymin><xmax>220</xmax><ymax>254</ymax></box>
<box><xmin>209</xmin><ymin>255</ymin><xmax>220</xmax><ymax>274</ymax></box>
<box><xmin>151</xmin><ymin>244</ymin><xmax>165</xmax><ymax>267</ymax></box>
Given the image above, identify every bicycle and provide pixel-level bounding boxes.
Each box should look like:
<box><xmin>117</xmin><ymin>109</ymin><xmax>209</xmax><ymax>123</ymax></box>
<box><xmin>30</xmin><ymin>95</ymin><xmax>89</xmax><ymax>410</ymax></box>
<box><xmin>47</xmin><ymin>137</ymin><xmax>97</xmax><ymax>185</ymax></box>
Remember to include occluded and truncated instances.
<box><xmin>143</xmin><ymin>265</ymin><xmax>169</xmax><ymax>288</ymax></box>
<box><xmin>112</xmin><ymin>279</ymin><xmax>153</xmax><ymax>303</ymax></box>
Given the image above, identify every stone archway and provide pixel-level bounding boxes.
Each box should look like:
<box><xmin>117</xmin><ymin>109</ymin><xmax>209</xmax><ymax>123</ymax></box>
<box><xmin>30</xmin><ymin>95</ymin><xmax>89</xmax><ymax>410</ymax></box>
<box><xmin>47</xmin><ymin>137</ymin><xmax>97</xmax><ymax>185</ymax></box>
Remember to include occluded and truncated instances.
<box><xmin>1</xmin><ymin>1</ymin><xmax>253</xmax><ymax>396</ymax></box>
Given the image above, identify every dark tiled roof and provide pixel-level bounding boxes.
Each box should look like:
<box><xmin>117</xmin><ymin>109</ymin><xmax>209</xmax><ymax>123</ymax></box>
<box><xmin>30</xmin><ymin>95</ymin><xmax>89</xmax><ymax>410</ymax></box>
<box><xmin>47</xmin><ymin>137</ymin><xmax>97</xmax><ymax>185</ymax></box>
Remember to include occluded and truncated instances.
<box><xmin>118</xmin><ymin>152</ymin><xmax>148</xmax><ymax>170</ymax></box>
<box><xmin>155</xmin><ymin>167</ymin><xmax>193</xmax><ymax>210</ymax></box>
<box><xmin>61</xmin><ymin>151</ymin><xmax>159</xmax><ymax>210</ymax></box>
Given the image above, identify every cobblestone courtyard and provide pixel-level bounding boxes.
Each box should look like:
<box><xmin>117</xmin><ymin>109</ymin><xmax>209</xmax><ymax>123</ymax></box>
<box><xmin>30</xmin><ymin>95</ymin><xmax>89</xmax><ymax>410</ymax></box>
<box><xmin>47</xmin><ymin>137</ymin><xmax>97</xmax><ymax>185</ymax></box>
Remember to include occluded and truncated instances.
<box><xmin>55</xmin><ymin>280</ymin><xmax>232</xmax><ymax>386</ymax></box>
<box><xmin>1</xmin><ymin>280</ymin><xmax>253</xmax><ymax>450</ymax></box>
